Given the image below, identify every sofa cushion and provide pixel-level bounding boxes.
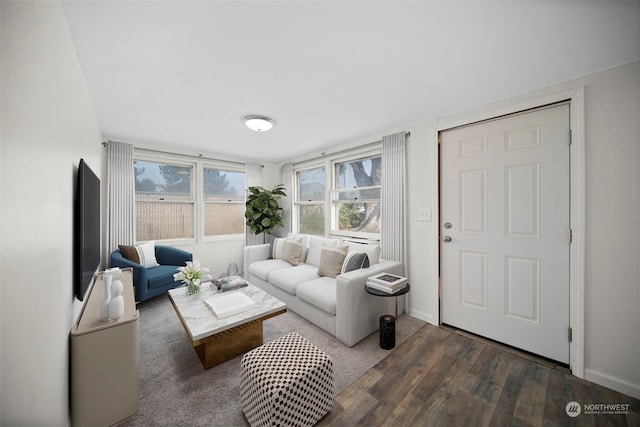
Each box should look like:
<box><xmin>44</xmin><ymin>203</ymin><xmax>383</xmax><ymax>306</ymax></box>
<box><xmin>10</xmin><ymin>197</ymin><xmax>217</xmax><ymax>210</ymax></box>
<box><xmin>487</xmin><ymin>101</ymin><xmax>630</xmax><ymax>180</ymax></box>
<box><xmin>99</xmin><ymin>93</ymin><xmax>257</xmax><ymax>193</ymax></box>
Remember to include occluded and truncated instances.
<box><xmin>147</xmin><ymin>265</ymin><xmax>180</xmax><ymax>290</ymax></box>
<box><xmin>346</xmin><ymin>243</ymin><xmax>381</xmax><ymax>265</ymax></box>
<box><xmin>269</xmin><ymin>264</ymin><xmax>320</xmax><ymax>295</ymax></box>
<box><xmin>249</xmin><ymin>259</ymin><xmax>292</xmax><ymax>282</ymax></box>
<box><xmin>306</xmin><ymin>236</ymin><xmax>341</xmax><ymax>267</ymax></box>
<box><xmin>318</xmin><ymin>246</ymin><xmax>348</xmax><ymax>278</ymax></box>
<box><xmin>296</xmin><ymin>278</ymin><xmax>337</xmax><ymax>315</ymax></box>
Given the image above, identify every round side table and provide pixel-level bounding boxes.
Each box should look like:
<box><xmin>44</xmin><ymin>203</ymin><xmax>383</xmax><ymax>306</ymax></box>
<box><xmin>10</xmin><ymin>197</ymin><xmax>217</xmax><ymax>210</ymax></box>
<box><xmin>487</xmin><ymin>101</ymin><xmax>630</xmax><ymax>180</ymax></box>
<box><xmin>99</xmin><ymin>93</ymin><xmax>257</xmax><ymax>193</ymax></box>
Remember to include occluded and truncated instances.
<box><xmin>365</xmin><ymin>284</ymin><xmax>410</xmax><ymax>350</ymax></box>
<box><xmin>364</xmin><ymin>283</ymin><xmax>410</xmax><ymax>319</ymax></box>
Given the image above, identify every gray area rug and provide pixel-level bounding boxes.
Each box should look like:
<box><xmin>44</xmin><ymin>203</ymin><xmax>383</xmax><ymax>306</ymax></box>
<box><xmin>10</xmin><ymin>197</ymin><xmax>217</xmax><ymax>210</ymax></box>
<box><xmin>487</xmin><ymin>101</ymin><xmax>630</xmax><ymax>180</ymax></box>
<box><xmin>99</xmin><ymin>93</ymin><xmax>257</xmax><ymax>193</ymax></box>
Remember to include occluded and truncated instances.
<box><xmin>118</xmin><ymin>294</ymin><xmax>426</xmax><ymax>426</ymax></box>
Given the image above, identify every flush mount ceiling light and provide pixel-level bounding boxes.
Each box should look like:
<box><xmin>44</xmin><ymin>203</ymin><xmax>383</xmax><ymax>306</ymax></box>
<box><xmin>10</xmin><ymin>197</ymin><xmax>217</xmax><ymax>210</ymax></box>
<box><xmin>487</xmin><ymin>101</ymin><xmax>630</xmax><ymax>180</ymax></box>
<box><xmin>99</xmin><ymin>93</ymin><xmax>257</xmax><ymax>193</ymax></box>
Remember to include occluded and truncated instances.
<box><xmin>244</xmin><ymin>115</ymin><xmax>274</xmax><ymax>132</ymax></box>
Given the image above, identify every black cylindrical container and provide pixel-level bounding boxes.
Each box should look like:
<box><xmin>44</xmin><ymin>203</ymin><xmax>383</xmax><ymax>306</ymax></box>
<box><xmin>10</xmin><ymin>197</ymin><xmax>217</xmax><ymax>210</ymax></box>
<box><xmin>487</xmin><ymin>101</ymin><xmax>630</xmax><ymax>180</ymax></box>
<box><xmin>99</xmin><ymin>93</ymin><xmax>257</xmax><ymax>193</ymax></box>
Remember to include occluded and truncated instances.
<box><xmin>380</xmin><ymin>315</ymin><xmax>395</xmax><ymax>349</ymax></box>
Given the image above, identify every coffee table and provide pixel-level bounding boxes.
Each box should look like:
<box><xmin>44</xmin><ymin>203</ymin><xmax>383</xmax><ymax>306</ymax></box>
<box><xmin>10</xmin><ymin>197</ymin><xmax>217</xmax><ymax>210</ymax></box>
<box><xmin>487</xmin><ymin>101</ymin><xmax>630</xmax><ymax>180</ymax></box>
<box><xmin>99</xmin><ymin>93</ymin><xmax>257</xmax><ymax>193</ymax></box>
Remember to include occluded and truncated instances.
<box><xmin>168</xmin><ymin>284</ymin><xmax>286</xmax><ymax>370</ymax></box>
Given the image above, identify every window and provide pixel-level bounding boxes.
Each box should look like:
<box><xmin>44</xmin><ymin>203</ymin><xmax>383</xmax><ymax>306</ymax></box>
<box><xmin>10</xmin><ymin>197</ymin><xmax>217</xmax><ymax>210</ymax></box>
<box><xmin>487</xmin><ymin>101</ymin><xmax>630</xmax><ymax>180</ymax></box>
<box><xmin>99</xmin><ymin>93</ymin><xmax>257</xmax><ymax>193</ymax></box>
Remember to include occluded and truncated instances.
<box><xmin>332</xmin><ymin>155</ymin><xmax>381</xmax><ymax>236</ymax></box>
<box><xmin>134</xmin><ymin>157</ymin><xmax>246</xmax><ymax>242</ymax></box>
<box><xmin>293</xmin><ymin>148</ymin><xmax>382</xmax><ymax>239</ymax></box>
<box><xmin>134</xmin><ymin>160</ymin><xmax>194</xmax><ymax>241</ymax></box>
<box><xmin>295</xmin><ymin>167</ymin><xmax>325</xmax><ymax>236</ymax></box>
<box><xmin>203</xmin><ymin>168</ymin><xmax>246</xmax><ymax>236</ymax></box>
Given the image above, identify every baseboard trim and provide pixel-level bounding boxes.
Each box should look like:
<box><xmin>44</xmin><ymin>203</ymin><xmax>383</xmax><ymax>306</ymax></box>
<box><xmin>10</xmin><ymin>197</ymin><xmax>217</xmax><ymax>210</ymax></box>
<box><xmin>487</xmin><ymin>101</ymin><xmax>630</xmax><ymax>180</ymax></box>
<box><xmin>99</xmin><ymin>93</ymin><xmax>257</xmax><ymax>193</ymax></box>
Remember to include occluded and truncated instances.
<box><xmin>584</xmin><ymin>368</ymin><xmax>640</xmax><ymax>400</ymax></box>
<box><xmin>407</xmin><ymin>308</ymin><xmax>436</xmax><ymax>325</ymax></box>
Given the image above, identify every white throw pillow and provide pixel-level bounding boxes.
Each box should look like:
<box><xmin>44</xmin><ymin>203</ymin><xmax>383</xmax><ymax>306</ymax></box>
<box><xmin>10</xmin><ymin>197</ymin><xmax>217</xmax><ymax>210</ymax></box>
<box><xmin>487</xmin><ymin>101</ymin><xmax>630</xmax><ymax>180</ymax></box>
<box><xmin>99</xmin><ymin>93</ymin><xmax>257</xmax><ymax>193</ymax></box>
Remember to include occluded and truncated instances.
<box><xmin>135</xmin><ymin>241</ymin><xmax>160</xmax><ymax>268</ymax></box>
<box><xmin>273</xmin><ymin>236</ymin><xmax>304</xmax><ymax>265</ymax></box>
<box><xmin>306</xmin><ymin>236</ymin><xmax>341</xmax><ymax>267</ymax></box>
<box><xmin>346</xmin><ymin>243</ymin><xmax>381</xmax><ymax>265</ymax></box>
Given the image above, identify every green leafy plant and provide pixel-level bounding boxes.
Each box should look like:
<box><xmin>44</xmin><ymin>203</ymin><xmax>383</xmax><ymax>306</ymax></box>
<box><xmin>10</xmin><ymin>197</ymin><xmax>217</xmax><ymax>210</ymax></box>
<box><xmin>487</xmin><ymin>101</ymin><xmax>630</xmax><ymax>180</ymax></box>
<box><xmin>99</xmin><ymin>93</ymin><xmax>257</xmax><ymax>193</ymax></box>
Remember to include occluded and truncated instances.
<box><xmin>245</xmin><ymin>184</ymin><xmax>287</xmax><ymax>236</ymax></box>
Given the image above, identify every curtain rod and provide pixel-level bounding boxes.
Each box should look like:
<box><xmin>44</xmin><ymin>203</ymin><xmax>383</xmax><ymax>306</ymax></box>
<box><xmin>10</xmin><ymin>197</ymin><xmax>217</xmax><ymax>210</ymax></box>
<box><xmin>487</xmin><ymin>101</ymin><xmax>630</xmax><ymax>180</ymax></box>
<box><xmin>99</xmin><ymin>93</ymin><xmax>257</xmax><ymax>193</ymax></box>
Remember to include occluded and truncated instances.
<box><xmin>103</xmin><ymin>141</ymin><xmax>247</xmax><ymax>166</ymax></box>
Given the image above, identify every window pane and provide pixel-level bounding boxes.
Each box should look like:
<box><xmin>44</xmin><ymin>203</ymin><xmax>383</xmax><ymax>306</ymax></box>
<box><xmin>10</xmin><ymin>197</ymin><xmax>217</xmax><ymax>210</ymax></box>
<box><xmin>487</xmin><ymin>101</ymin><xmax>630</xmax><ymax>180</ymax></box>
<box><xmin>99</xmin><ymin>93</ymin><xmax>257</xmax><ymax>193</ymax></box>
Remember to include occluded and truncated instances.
<box><xmin>337</xmin><ymin>201</ymin><xmax>380</xmax><ymax>233</ymax></box>
<box><xmin>299</xmin><ymin>205</ymin><xmax>325</xmax><ymax>236</ymax></box>
<box><xmin>336</xmin><ymin>157</ymin><xmax>381</xmax><ymax>190</ymax></box>
<box><xmin>298</xmin><ymin>168</ymin><xmax>325</xmax><ymax>201</ymax></box>
<box><xmin>337</xmin><ymin>188</ymin><xmax>381</xmax><ymax>201</ymax></box>
<box><xmin>136</xmin><ymin>202</ymin><xmax>194</xmax><ymax>241</ymax></box>
<box><xmin>204</xmin><ymin>168</ymin><xmax>245</xmax><ymax>202</ymax></box>
<box><xmin>204</xmin><ymin>203</ymin><xmax>245</xmax><ymax>236</ymax></box>
<box><xmin>134</xmin><ymin>160</ymin><xmax>192</xmax><ymax>200</ymax></box>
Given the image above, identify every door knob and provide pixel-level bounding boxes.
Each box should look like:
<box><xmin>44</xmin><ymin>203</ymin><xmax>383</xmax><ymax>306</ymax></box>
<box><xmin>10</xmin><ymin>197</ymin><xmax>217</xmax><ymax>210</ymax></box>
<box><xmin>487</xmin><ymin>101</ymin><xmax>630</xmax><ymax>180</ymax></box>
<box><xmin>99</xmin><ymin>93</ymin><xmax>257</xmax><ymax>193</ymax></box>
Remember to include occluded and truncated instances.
<box><xmin>443</xmin><ymin>236</ymin><xmax>452</xmax><ymax>242</ymax></box>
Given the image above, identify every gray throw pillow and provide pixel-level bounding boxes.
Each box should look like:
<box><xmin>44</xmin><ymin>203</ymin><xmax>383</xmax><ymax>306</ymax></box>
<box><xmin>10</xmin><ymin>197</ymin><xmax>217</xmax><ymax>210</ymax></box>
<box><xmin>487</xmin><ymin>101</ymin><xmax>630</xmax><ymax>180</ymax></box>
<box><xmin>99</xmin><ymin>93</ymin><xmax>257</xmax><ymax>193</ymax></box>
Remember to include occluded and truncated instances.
<box><xmin>341</xmin><ymin>252</ymin><xmax>370</xmax><ymax>274</ymax></box>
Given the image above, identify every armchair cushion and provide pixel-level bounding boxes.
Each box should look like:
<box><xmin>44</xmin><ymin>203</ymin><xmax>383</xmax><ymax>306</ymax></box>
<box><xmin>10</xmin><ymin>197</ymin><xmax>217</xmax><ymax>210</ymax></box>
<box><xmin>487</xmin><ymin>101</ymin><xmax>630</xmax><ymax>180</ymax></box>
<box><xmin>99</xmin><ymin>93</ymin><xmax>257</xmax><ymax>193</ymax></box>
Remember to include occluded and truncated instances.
<box><xmin>147</xmin><ymin>265</ymin><xmax>182</xmax><ymax>290</ymax></box>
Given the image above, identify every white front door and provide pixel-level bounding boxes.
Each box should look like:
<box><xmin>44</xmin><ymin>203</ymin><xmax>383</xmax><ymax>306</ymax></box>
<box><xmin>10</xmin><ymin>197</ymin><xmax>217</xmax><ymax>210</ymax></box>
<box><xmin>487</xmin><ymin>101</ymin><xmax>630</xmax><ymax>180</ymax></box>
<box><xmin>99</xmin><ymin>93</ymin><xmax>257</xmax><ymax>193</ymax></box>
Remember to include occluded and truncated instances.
<box><xmin>440</xmin><ymin>103</ymin><xmax>570</xmax><ymax>364</ymax></box>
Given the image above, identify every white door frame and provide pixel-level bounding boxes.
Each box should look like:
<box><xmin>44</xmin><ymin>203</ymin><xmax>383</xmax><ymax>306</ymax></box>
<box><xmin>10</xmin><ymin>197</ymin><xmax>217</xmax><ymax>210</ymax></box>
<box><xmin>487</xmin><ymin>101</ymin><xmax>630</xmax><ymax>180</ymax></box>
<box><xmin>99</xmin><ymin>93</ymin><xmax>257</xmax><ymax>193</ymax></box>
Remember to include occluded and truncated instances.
<box><xmin>431</xmin><ymin>88</ymin><xmax>585</xmax><ymax>377</ymax></box>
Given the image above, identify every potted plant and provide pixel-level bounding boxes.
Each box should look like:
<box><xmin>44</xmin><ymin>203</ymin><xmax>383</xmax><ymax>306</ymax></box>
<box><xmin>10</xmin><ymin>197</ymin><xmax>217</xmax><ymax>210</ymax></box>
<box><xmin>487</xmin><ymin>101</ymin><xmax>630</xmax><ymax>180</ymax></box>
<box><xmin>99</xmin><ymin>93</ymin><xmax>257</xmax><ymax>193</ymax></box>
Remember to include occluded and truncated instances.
<box><xmin>245</xmin><ymin>184</ymin><xmax>287</xmax><ymax>240</ymax></box>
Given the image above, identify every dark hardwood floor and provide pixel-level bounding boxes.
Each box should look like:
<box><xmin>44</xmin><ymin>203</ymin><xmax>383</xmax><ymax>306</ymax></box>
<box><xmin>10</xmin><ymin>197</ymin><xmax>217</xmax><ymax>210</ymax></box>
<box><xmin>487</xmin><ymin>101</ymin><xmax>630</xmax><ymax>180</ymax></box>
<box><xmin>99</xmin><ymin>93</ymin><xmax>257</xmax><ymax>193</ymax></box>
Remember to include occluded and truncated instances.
<box><xmin>319</xmin><ymin>323</ymin><xmax>640</xmax><ymax>426</ymax></box>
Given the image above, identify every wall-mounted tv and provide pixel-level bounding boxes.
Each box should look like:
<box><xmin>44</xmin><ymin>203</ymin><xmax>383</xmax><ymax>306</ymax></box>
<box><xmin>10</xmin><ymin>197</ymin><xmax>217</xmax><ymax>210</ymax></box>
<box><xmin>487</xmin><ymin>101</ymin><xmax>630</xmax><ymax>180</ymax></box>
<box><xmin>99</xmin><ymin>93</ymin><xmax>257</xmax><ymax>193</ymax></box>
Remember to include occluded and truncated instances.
<box><xmin>74</xmin><ymin>159</ymin><xmax>101</xmax><ymax>301</ymax></box>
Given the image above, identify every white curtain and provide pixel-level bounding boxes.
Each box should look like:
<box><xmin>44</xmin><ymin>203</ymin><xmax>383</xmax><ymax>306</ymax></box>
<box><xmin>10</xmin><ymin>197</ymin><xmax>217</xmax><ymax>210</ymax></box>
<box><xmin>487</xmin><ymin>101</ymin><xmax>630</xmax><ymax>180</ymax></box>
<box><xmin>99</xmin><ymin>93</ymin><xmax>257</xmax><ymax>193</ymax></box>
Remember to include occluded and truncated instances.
<box><xmin>381</xmin><ymin>131</ymin><xmax>407</xmax><ymax>264</ymax></box>
<box><xmin>245</xmin><ymin>162</ymin><xmax>264</xmax><ymax>246</ymax></box>
<box><xmin>106</xmin><ymin>140</ymin><xmax>135</xmax><ymax>254</ymax></box>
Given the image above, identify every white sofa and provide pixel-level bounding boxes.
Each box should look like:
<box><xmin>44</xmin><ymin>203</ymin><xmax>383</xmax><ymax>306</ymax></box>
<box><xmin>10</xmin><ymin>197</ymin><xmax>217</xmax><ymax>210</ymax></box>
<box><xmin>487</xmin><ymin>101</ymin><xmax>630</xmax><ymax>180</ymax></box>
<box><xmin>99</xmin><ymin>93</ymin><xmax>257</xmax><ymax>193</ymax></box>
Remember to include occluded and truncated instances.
<box><xmin>243</xmin><ymin>235</ymin><xmax>405</xmax><ymax>347</ymax></box>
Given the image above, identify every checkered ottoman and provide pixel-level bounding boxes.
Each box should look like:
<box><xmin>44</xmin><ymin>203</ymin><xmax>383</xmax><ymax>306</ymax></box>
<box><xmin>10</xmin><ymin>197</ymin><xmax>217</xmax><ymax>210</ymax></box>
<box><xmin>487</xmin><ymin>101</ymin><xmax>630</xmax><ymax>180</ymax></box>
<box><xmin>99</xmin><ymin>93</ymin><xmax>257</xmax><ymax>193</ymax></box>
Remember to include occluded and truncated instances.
<box><xmin>240</xmin><ymin>332</ymin><xmax>334</xmax><ymax>427</ymax></box>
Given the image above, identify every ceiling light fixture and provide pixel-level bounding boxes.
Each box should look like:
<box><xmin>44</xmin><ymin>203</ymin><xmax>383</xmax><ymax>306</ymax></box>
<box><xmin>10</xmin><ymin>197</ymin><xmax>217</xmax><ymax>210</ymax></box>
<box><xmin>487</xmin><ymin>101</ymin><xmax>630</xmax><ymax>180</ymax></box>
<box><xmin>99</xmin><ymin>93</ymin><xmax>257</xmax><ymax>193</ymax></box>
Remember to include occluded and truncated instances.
<box><xmin>244</xmin><ymin>115</ymin><xmax>274</xmax><ymax>132</ymax></box>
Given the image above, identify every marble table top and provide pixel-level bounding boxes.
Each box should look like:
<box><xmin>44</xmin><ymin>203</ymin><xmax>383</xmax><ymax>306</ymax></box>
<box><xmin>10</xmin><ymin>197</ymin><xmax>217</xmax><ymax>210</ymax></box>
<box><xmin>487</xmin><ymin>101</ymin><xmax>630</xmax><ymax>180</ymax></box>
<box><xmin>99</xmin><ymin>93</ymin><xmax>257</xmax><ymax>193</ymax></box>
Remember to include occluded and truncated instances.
<box><xmin>168</xmin><ymin>284</ymin><xmax>287</xmax><ymax>341</ymax></box>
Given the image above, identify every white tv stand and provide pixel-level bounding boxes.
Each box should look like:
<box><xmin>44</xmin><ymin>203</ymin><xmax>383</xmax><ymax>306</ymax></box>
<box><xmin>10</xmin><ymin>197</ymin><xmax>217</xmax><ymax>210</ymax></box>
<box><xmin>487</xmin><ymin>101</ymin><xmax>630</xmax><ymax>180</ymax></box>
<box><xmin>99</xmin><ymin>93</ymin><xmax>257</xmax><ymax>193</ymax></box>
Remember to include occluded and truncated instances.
<box><xmin>70</xmin><ymin>268</ymin><xmax>139</xmax><ymax>426</ymax></box>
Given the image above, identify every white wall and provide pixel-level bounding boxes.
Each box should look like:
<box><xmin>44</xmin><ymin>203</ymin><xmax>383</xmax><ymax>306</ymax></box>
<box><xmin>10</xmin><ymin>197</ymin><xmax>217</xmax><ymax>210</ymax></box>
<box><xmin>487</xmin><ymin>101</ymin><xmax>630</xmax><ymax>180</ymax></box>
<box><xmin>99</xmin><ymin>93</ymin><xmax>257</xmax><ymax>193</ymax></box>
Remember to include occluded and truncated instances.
<box><xmin>0</xmin><ymin>1</ymin><xmax>103</xmax><ymax>425</ymax></box>
<box><xmin>580</xmin><ymin>62</ymin><xmax>640</xmax><ymax>397</ymax></box>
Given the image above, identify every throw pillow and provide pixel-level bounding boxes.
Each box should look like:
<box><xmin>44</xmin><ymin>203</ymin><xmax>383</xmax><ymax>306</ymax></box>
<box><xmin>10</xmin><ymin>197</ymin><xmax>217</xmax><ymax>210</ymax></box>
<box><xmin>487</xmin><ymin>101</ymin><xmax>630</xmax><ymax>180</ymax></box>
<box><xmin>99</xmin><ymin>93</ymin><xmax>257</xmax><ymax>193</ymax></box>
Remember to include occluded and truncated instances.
<box><xmin>119</xmin><ymin>241</ymin><xmax>159</xmax><ymax>268</ymax></box>
<box><xmin>136</xmin><ymin>241</ymin><xmax>160</xmax><ymax>268</ymax></box>
<box><xmin>119</xmin><ymin>244</ymin><xmax>140</xmax><ymax>264</ymax></box>
<box><xmin>306</xmin><ymin>236</ymin><xmax>341</xmax><ymax>267</ymax></box>
<box><xmin>347</xmin><ymin>243</ymin><xmax>381</xmax><ymax>265</ymax></box>
<box><xmin>272</xmin><ymin>237</ymin><xmax>286</xmax><ymax>259</ymax></box>
<box><xmin>341</xmin><ymin>252</ymin><xmax>370</xmax><ymax>274</ymax></box>
<box><xmin>318</xmin><ymin>245</ymin><xmax>348</xmax><ymax>278</ymax></box>
<box><xmin>273</xmin><ymin>236</ymin><xmax>304</xmax><ymax>262</ymax></box>
<box><xmin>282</xmin><ymin>240</ymin><xmax>303</xmax><ymax>266</ymax></box>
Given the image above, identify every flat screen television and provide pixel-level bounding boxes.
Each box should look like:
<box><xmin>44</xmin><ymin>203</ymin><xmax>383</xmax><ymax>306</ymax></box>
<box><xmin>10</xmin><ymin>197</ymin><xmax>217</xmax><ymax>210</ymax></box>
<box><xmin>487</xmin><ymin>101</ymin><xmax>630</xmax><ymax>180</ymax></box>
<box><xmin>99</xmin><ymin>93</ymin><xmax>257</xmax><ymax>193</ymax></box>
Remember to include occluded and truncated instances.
<box><xmin>74</xmin><ymin>159</ymin><xmax>101</xmax><ymax>301</ymax></box>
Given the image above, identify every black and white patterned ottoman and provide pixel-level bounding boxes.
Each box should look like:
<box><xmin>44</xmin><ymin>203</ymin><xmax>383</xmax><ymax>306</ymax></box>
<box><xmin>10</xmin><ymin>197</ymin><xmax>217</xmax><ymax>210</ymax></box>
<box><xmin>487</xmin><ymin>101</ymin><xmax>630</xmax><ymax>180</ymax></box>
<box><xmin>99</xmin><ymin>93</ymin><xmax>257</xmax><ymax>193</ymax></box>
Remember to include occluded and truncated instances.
<box><xmin>240</xmin><ymin>332</ymin><xmax>334</xmax><ymax>427</ymax></box>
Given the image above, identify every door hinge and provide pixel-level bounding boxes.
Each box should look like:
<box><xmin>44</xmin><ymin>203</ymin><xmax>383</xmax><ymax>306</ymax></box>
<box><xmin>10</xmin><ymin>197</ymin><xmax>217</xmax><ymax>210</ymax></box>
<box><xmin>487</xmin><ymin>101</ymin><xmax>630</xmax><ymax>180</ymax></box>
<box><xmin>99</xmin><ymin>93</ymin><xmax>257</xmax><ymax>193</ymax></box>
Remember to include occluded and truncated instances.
<box><xmin>567</xmin><ymin>228</ymin><xmax>573</xmax><ymax>243</ymax></box>
<box><xmin>568</xmin><ymin>129</ymin><xmax>572</xmax><ymax>145</ymax></box>
<box><xmin>568</xmin><ymin>327</ymin><xmax>573</xmax><ymax>342</ymax></box>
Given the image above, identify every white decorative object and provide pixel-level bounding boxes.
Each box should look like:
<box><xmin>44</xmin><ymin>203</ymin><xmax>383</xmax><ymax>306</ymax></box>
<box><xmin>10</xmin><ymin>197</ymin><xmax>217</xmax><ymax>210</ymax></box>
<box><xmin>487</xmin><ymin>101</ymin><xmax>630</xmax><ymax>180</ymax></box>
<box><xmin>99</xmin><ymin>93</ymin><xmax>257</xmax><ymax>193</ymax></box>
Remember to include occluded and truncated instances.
<box><xmin>100</xmin><ymin>274</ymin><xmax>112</xmax><ymax>321</ymax></box>
<box><xmin>109</xmin><ymin>280</ymin><xmax>125</xmax><ymax>321</ymax></box>
<box><xmin>101</xmin><ymin>268</ymin><xmax>122</xmax><ymax>321</ymax></box>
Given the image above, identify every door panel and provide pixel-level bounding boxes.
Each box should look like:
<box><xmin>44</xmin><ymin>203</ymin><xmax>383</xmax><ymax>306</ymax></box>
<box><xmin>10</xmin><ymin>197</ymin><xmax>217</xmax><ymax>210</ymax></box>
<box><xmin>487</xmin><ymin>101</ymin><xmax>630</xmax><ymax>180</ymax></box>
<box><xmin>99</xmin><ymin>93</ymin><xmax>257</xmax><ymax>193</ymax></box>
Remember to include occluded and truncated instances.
<box><xmin>441</xmin><ymin>104</ymin><xmax>570</xmax><ymax>364</ymax></box>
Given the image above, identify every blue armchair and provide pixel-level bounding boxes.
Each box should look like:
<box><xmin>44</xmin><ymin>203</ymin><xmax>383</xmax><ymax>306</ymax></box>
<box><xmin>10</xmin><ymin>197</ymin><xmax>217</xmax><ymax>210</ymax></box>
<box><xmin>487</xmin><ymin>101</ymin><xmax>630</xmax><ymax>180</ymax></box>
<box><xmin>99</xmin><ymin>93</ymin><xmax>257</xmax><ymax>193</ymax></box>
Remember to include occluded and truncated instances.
<box><xmin>110</xmin><ymin>245</ymin><xmax>193</xmax><ymax>302</ymax></box>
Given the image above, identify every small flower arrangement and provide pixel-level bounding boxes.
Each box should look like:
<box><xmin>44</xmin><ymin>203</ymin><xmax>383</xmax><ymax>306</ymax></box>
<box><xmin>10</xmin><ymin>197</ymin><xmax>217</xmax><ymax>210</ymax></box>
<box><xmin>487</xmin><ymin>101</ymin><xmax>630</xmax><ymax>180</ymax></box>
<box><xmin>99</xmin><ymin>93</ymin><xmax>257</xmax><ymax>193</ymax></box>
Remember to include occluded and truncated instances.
<box><xmin>174</xmin><ymin>260</ymin><xmax>210</xmax><ymax>295</ymax></box>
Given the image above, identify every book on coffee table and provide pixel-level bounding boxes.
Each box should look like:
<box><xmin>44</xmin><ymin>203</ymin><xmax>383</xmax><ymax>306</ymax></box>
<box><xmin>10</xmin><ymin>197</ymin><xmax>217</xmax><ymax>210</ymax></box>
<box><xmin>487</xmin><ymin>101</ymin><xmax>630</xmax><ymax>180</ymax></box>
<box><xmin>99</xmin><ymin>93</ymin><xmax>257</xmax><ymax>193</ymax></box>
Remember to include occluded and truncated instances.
<box><xmin>204</xmin><ymin>292</ymin><xmax>257</xmax><ymax>319</ymax></box>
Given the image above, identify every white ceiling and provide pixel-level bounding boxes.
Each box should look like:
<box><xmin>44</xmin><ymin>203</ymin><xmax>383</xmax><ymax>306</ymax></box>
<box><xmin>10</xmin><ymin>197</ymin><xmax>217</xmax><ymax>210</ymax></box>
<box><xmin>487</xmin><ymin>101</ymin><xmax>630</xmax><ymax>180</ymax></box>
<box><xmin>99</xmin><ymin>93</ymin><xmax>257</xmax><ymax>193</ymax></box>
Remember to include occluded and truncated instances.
<box><xmin>61</xmin><ymin>1</ymin><xmax>640</xmax><ymax>163</ymax></box>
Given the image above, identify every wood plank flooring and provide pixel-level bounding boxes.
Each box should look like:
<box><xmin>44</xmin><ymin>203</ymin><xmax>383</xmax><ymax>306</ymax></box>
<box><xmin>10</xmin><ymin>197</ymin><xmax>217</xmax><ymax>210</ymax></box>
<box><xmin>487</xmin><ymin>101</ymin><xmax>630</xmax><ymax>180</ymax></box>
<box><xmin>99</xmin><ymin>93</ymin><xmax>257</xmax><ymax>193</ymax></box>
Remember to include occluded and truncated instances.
<box><xmin>319</xmin><ymin>323</ymin><xmax>640</xmax><ymax>426</ymax></box>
